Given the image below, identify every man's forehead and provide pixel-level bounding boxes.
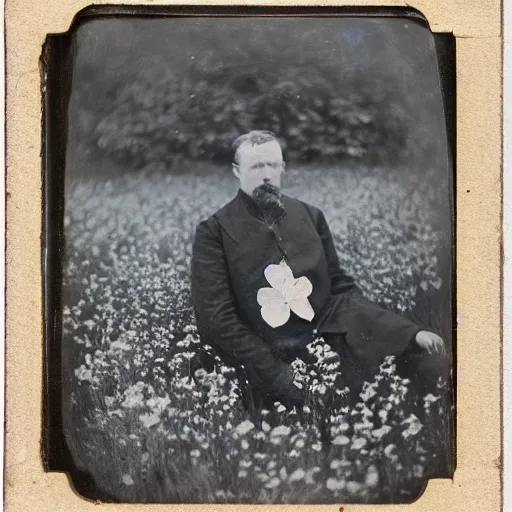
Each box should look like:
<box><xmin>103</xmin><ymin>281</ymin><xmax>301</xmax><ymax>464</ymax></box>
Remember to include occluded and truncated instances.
<box><xmin>237</xmin><ymin>140</ymin><xmax>283</xmax><ymax>161</ymax></box>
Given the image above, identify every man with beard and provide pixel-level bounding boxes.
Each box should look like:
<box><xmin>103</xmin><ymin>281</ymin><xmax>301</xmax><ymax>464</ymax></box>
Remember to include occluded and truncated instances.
<box><xmin>191</xmin><ymin>130</ymin><xmax>447</xmax><ymax>415</ymax></box>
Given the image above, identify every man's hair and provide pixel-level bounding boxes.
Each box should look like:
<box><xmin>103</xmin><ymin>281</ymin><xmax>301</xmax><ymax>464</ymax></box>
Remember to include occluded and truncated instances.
<box><xmin>232</xmin><ymin>130</ymin><xmax>279</xmax><ymax>165</ymax></box>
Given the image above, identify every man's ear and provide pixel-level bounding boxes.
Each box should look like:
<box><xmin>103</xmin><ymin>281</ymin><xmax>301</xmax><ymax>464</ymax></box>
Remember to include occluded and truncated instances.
<box><xmin>232</xmin><ymin>164</ymin><xmax>240</xmax><ymax>179</ymax></box>
<box><xmin>282</xmin><ymin>161</ymin><xmax>286</xmax><ymax>172</ymax></box>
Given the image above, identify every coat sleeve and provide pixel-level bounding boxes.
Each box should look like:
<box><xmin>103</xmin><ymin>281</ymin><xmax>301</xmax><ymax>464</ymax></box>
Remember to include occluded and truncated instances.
<box><xmin>191</xmin><ymin>219</ymin><xmax>294</xmax><ymax>396</ymax></box>
<box><xmin>313</xmin><ymin>208</ymin><xmax>422</xmax><ymax>367</ymax></box>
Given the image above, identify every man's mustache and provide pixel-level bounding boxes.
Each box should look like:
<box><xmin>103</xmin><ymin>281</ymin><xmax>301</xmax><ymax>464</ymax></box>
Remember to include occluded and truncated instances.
<box><xmin>252</xmin><ymin>182</ymin><xmax>283</xmax><ymax>201</ymax></box>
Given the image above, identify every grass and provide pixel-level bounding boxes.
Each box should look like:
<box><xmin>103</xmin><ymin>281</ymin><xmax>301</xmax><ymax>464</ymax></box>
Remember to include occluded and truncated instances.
<box><xmin>61</xmin><ymin>158</ymin><xmax>453</xmax><ymax>503</ymax></box>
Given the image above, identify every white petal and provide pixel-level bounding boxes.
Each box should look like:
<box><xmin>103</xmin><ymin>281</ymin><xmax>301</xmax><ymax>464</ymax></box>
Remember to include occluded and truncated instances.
<box><xmin>289</xmin><ymin>297</ymin><xmax>315</xmax><ymax>322</ymax></box>
<box><xmin>286</xmin><ymin>276</ymin><xmax>313</xmax><ymax>301</ymax></box>
<box><xmin>264</xmin><ymin>262</ymin><xmax>294</xmax><ymax>292</ymax></box>
<box><xmin>280</xmin><ymin>276</ymin><xmax>296</xmax><ymax>298</ymax></box>
<box><xmin>261</xmin><ymin>302</ymin><xmax>290</xmax><ymax>328</ymax></box>
<box><xmin>257</xmin><ymin>287</ymin><xmax>283</xmax><ymax>307</ymax></box>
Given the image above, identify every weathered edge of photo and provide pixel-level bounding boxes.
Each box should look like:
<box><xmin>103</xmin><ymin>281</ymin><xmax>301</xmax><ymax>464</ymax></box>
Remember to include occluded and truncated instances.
<box><xmin>40</xmin><ymin>5</ymin><xmax>455</xmax><ymax>505</ymax></box>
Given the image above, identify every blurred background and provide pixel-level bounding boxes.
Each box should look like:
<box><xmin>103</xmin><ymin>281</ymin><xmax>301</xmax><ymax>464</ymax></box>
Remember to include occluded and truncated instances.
<box><xmin>60</xmin><ymin>15</ymin><xmax>454</xmax><ymax>504</ymax></box>
<box><xmin>66</xmin><ymin>16</ymin><xmax>448</xmax><ymax>176</ymax></box>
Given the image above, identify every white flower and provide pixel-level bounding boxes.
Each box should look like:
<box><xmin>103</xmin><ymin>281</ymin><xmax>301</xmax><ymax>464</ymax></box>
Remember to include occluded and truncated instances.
<box><xmin>289</xmin><ymin>468</ymin><xmax>305</xmax><ymax>482</ymax></box>
<box><xmin>330</xmin><ymin>459</ymin><xmax>342</xmax><ymax>469</ymax></box>
<box><xmin>326</xmin><ymin>477</ymin><xmax>345</xmax><ymax>491</ymax></box>
<box><xmin>360</xmin><ymin>406</ymin><xmax>373</xmax><ymax>418</ymax></box>
<box><xmin>302</xmin><ymin>468</ymin><xmax>317</xmax><ymax>484</ymax></box>
<box><xmin>312</xmin><ymin>442</ymin><xmax>322</xmax><ymax>451</ymax></box>
<box><xmin>337</xmin><ymin>422</ymin><xmax>350</xmax><ymax>433</ymax></box>
<box><xmin>265</xmin><ymin>477</ymin><xmax>281</xmax><ymax>489</ymax></box>
<box><xmin>270</xmin><ymin>425</ymin><xmax>291</xmax><ymax>437</ymax></box>
<box><xmin>413</xmin><ymin>464</ymin><xmax>424</xmax><ymax>478</ymax></box>
<box><xmin>351</xmin><ymin>438</ymin><xmax>367</xmax><ymax>450</ymax></box>
<box><xmin>384</xmin><ymin>444</ymin><xmax>396</xmax><ymax>457</ymax></box>
<box><xmin>109</xmin><ymin>340</ymin><xmax>132</xmax><ymax>352</ymax></box>
<box><xmin>235</xmin><ymin>420</ymin><xmax>255</xmax><ymax>435</ymax></box>
<box><xmin>84</xmin><ymin>320</ymin><xmax>96</xmax><ymax>330</ymax></box>
<box><xmin>332</xmin><ymin>435</ymin><xmax>350</xmax><ymax>446</ymax></box>
<box><xmin>257</xmin><ymin>260</ymin><xmax>314</xmax><ymax>327</ymax></box>
<box><xmin>346</xmin><ymin>481</ymin><xmax>363</xmax><ymax>493</ymax></box>
<box><xmin>360</xmin><ymin>384</ymin><xmax>377</xmax><ymax>402</ymax></box>
<box><xmin>122</xmin><ymin>474</ymin><xmax>134</xmax><ymax>486</ymax></box>
<box><xmin>194</xmin><ymin>368</ymin><xmax>207</xmax><ymax>380</ymax></box>
<box><xmin>372</xmin><ymin>425</ymin><xmax>392</xmax><ymax>440</ymax></box>
<box><xmin>139</xmin><ymin>412</ymin><xmax>160</xmax><ymax>428</ymax></box>
<box><xmin>365</xmin><ymin>465</ymin><xmax>379</xmax><ymax>487</ymax></box>
<box><xmin>402</xmin><ymin>415</ymin><xmax>423</xmax><ymax>439</ymax></box>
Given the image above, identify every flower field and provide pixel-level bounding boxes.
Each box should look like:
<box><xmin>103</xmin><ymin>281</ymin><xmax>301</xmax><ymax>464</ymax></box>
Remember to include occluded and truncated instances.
<box><xmin>62</xmin><ymin>161</ymin><xmax>453</xmax><ymax>503</ymax></box>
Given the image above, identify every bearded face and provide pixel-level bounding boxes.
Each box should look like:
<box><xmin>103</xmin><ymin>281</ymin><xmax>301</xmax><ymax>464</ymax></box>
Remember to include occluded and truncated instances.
<box><xmin>251</xmin><ymin>182</ymin><xmax>287</xmax><ymax>224</ymax></box>
<box><xmin>232</xmin><ymin>139</ymin><xmax>285</xmax><ymax>196</ymax></box>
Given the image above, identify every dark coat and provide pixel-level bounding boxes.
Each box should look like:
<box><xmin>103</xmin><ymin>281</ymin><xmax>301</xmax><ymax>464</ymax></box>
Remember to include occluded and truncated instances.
<box><xmin>191</xmin><ymin>190</ymin><xmax>421</xmax><ymax>397</ymax></box>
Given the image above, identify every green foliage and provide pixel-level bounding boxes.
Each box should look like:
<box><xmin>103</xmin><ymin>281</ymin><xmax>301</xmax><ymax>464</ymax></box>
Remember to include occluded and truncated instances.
<box><xmin>70</xmin><ymin>18</ymin><xmax>446</xmax><ymax>171</ymax></box>
<box><xmin>92</xmin><ymin>51</ymin><xmax>409</xmax><ymax>168</ymax></box>
<box><xmin>83</xmin><ymin>18</ymin><xmax>410</xmax><ymax>167</ymax></box>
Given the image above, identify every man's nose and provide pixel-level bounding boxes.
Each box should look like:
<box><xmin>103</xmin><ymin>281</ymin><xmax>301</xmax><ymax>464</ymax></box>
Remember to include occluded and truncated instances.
<box><xmin>263</xmin><ymin>177</ymin><xmax>270</xmax><ymax>183</ymax></box>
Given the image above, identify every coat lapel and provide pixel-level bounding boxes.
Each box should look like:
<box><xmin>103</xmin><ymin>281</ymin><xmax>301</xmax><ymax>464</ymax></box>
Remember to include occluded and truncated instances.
<box><xmin>214</xmin><ymin>190</ymin><xmax>317</xmax><ymax>247</ymax></box>
<box><xmin>214</xmin><ymin>191</ymin><xmax>268</xmax><ymax>244</ymax></box>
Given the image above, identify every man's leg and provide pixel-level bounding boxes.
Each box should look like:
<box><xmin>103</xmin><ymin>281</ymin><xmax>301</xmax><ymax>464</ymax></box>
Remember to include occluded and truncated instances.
<box><xmin>395</xmin><ymin>342</ymin><xmax>452</xmax><ymax>420</ymax></box>
<box><xmin>395</xmin><ymin>342</ymin><xmax>454</xmax><ymax>476</ymax></box>
<box><xmin>396</xmin><ymin>343</ymin><xmax>451</xmax><ymax>392</ymax></box>
<box><xmin>324</xmin><ymin>333</ymin><xmax>372</xmax><ymax>405</ymax></box>
<box><xmin>235</xmin><ymin>366</ymin><xmax>280</xmax><ymax>425</ymax></box>
<box><xmin>327</xmin><ymin>332</ymin><xmax>451</xmax><ymax>406</ymax></box>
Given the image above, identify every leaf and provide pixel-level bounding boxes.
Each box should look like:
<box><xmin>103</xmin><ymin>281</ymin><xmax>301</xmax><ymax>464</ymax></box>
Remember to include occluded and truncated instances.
<box><xmin>285</xmin><ymin>276</ymin><xmax>313</xmax><ymax>301</ymax></box>
<box><xmin>264</xmin><ymin>262</ymin><xmax>293</xmax><ymax>293</ymax></box>
<box><xmin>289</xmin><ymin>298</ymin><xmax>315</xmax><ymax>322</ymax></box>
<box><xmin>256</xmin><ymin>287</ymin><xmax>283</xmax><ymax>308</ymax></box>
<box><xmin>260</xmin><ymin>302</ymin><xmax>290</xmax><ymax>328</ymax></box>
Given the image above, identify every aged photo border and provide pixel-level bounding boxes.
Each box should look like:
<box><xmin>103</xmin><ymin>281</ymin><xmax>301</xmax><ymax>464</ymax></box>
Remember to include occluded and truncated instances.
<box><xmin>5</xmin><ymin>0</ymin><xmax>502</xmax><ymax>511</ymax></box>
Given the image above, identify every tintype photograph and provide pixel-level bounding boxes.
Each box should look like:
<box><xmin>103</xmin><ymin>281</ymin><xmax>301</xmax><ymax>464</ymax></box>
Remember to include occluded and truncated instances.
<box><xmin>44</xmin><ymin>9</ymin><xmax>455</xmax><ymax>505</ymax></box>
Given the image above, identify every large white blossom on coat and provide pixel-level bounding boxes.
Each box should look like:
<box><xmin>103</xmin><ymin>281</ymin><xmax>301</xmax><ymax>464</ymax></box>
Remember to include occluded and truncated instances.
<box><xmin>257</xmin><ymin>260</ymin><xmax>315</xmax><ymax>328</ymax></box>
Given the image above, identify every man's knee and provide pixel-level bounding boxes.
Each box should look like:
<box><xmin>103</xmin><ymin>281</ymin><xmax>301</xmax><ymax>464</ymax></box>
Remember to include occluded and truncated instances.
<box><xmin>397</xmin><ymin>349</ymin><xmax>451</xmax><ymax>393</ymax></box>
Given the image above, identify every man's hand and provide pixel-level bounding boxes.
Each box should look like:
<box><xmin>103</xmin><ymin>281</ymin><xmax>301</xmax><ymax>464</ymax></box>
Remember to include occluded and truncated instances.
<box><xmin>415</xmin><ymin>330</ymin><xmax>446</xmax><ymax>354</ymax></box>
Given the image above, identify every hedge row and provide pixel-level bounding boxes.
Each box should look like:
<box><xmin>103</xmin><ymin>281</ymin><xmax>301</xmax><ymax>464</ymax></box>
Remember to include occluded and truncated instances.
<box><xmin>93</xmin><ymin>60</ymin><xmax>409</xmax><ymax>167</ymax></box>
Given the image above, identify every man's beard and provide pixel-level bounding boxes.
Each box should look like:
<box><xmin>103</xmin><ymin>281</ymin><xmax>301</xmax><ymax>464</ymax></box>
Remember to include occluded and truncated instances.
<box><xmin>251</xmin><ymin>183</ymin><xmax>287</xmax><ymax>224</ymax></box>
